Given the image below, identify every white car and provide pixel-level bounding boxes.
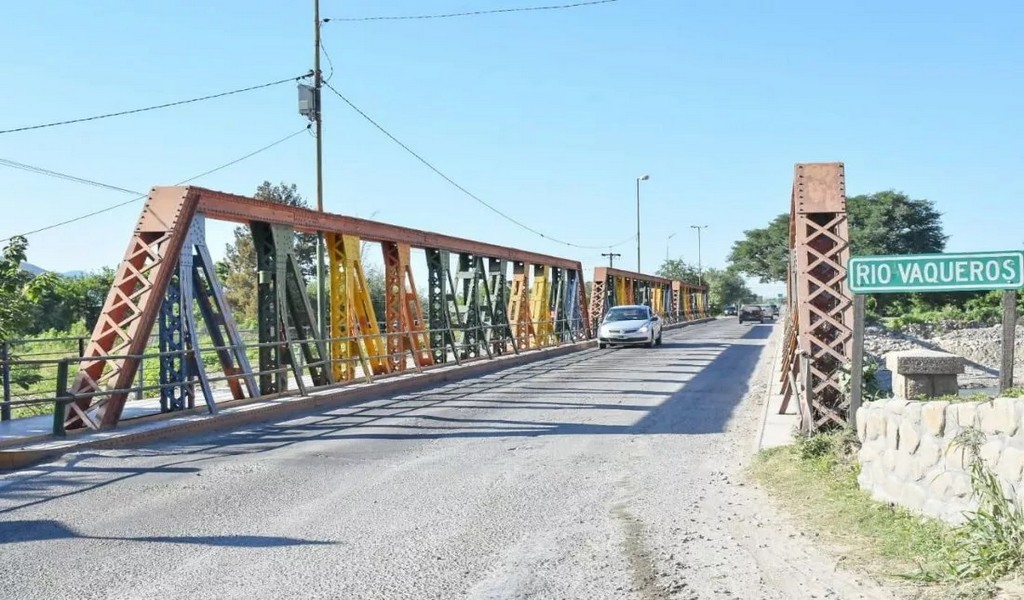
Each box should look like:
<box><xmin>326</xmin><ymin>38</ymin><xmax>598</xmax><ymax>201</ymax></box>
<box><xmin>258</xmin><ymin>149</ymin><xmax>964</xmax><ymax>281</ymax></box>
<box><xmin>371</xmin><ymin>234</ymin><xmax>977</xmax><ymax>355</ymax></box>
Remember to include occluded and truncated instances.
<box><xmin>597</xmin><ymin>304</ymin><xmax>663</xmax><ymax>349</ymax></box>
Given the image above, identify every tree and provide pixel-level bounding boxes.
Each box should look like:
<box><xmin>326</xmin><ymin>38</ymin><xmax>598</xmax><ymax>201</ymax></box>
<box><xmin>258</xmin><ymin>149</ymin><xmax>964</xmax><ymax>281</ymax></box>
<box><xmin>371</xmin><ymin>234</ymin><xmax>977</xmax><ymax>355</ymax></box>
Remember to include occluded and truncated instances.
<box><xmin>703</xmin><ymin>267</ymin><xmax>756</xmax><ymax>311</ymax></box>
<box><xmin>0</xmin><ymin>237</ymin><xmax>43</xmax><ymax>391</ymax></box>
<box><xmin>656</xmin><ymin>258</ymin><xmax>701</xmax><ymax>284</ymax></box>
<box><xmin>219</xmin><ymin>181</ymin><xmax>317</xmax><ymax>324</ymax></box>
<box><xmin>0</xmin><ymin>236</ymin><xmax>31</xmax><ymax>341</ymax></box>
<box><xmin>728</xmin><ymin>190</ymin><xmax>947</xmax><ymax>283</ymax></box>
<box><xmin>727</xmin><ymin>214</ymin><xmax>790</xmax><ymax>284</ymax></box>
<box><xmin>20</xmin><ymin>268</ymin><xmax>114</xmax><ymax>335</ymax></box>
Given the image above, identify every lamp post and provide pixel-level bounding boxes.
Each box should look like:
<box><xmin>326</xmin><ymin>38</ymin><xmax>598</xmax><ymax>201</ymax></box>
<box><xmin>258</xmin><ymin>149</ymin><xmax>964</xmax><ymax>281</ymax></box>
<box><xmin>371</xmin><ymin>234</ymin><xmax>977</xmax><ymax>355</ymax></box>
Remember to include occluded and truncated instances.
<box><xmin>666</xmin><ymin>232</ymin><xmax>676</xmax><ymax>262</ymax></box>
<box><xmin>690</xmin><ymin>225</ymin><xmax>708</xmax><ymax>286</ymax></box>
<box><xmin>636</xmin><ymin>174</ymin><xmax>649</xmax><ymax>272</ymax></box>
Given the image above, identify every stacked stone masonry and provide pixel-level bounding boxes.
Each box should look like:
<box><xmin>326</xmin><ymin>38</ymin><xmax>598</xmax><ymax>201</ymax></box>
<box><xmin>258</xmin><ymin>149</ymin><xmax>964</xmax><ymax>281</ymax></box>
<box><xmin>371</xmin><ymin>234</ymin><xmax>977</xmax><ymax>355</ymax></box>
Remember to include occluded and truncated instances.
<box><xmin>857</xmin><ymin>397</ymin><xmax>1024</xmax><ymax>524</ymax></box>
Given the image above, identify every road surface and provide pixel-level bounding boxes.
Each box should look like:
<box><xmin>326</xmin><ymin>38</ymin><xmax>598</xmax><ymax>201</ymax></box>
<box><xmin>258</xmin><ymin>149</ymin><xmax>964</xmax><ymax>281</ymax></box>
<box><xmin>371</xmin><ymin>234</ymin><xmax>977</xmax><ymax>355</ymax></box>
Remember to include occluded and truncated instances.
<box><xmin>0</xmin><ymin>319</ymin><xmax>890</xmax><ymax>599</ymax></box>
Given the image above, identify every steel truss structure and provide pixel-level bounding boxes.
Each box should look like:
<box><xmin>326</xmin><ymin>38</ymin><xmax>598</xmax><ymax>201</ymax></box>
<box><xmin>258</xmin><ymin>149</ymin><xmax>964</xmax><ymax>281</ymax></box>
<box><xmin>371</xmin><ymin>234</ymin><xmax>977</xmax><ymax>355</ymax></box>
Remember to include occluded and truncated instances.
<box><xmin>63</xmin><ymin>186</ymin><xmax>603</xmax><ymax>430</ymax></box>
<box><xmin>588</xmin><ymin>267</ymin><xmax>707</xmax><ymax>326</ymax></box>
<box><xmin>779</xmin><ymin>163</ymin><xmax>854</xmax><ymax>432</ymax></box>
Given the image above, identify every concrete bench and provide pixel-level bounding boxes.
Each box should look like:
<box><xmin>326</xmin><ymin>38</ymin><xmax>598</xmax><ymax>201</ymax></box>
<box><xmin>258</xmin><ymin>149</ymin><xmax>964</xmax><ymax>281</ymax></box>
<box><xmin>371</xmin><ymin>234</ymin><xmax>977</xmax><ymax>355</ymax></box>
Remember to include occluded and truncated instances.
<box><xmin>885</xmin><ymin>349</ymin><xmax>964</xmax><ymax>400</ymax></box>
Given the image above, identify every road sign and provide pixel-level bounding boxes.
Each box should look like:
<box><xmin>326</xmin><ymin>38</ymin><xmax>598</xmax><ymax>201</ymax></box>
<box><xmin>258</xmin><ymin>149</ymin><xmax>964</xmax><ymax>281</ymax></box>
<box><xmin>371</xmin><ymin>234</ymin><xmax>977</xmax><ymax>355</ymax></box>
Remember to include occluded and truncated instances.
<box><xmin>848</xmin><ymin>251</ymin><xmax>1024</xmax><ymax>294</ymax></box>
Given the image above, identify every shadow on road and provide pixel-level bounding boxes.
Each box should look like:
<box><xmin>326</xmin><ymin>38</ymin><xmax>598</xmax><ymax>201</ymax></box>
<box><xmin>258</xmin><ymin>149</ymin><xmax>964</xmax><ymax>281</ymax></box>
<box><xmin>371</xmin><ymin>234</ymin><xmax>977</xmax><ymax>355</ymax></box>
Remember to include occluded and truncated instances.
<box><xmin>0</xmin><ymin>322</ymin><xmax>771</xmax><ymax>514</ymax></box>
<box><xmin>0</xmin><ymin>519</ymin><xmax>336</xmax><ymax>547</ymax></box>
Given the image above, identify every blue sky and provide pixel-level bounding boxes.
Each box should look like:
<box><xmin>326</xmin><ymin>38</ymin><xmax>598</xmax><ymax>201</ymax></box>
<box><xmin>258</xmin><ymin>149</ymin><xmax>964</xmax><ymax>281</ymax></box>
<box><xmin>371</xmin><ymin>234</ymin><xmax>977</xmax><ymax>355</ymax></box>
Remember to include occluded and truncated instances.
<box><xmin>1</xmin><ymin>0</ymin><xmax>1021</xmax><ymax>299</ymax></box>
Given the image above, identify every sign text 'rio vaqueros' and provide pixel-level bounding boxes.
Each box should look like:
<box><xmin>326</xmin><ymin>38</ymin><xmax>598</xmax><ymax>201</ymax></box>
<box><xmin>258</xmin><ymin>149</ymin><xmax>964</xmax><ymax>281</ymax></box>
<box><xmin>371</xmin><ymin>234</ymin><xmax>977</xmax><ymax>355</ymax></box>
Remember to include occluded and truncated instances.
<box><xmin>848</xmin><ymin>251</ymin><xmax>1024</xmax><ymax>294</ymax></box>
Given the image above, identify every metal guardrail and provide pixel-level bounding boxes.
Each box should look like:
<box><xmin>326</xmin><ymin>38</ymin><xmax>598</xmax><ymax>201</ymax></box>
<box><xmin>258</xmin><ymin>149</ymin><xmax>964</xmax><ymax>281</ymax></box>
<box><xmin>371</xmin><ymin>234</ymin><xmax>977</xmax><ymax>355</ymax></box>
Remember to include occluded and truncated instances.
<box><xmin>0</xmin><ymin>316</ymin><xmax>593</xmax><ymax>434</ymax></box>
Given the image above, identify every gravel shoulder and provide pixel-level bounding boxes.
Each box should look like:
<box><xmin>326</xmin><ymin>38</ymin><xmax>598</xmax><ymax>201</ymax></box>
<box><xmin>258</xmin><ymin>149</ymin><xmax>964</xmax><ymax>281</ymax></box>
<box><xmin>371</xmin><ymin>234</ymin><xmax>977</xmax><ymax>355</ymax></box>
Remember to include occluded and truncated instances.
<box><xmin>0</xmin><ymin>319</ymin><xmax>898</xmax><ymax>599</ymax></box>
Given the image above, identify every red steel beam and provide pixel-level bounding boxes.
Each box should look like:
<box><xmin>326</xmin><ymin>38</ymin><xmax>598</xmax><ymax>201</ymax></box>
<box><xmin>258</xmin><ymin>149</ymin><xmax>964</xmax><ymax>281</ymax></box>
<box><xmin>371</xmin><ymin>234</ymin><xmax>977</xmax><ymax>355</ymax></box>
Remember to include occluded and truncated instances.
<box><xmin>180</xmin><ymin>186</ymin><xmax>584</xmax><ymax>271</ymax></box>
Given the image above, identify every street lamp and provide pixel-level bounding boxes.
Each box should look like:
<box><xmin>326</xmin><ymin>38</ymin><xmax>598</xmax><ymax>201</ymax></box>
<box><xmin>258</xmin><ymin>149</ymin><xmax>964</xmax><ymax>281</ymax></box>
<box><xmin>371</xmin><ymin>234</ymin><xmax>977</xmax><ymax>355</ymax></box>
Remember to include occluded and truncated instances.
<box><xmin>666</xmin><ymin>232</ymin><xmax>676</xmax><ymax>262</ymax></box>
<box><xmin>636</xmin><ymin>174</ymin><xmax>649</xmax><ymax>272</ymax></box>
<box><xmin>690</xmin><ymin>225</ymin><xmax>708</xmax><ymax>286</ymax></box>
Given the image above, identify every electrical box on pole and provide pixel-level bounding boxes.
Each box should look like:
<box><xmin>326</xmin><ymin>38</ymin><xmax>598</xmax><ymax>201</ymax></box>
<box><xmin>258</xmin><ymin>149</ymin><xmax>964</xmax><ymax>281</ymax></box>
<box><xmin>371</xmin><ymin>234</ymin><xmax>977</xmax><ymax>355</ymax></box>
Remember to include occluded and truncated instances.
<box><xmin>298</xmin><ymin>84</ymin><xmax>317</xmax><ymax>120</ymax></box>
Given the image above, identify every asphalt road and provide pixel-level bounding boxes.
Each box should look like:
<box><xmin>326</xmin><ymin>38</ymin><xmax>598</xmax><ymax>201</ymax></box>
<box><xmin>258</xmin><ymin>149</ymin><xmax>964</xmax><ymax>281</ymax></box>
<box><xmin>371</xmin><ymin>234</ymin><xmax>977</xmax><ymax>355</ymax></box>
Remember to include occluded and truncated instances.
<box><xmin>0</xmin><ymin>318</ymin><xmax>889</xmax><ymax>599</ymax></box>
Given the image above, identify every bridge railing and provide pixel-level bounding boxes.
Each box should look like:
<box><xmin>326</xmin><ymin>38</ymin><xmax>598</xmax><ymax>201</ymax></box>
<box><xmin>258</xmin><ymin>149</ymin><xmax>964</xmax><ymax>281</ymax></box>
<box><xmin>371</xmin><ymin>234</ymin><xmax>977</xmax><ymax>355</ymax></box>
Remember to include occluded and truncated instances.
<box><xmin>0</xmin><ymin>316</ymin><xmax>591</xmax><ymax>434</ymax></box>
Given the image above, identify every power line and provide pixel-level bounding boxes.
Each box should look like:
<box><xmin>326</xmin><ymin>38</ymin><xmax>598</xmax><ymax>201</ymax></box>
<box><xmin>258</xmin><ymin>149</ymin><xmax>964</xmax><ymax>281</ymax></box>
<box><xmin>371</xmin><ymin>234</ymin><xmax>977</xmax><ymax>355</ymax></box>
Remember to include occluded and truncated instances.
<box><xmin>0</xmin><ymin>126</ymin><xmax>310</xmax><ymax>243</ymax></box>
<box><xmin>0</xmin><ymin>158</ymin><xmax>142</xmax><ymax>196</ymax></box>
<box><xmin>323</xmin><ymin>81</ymin><xmax>633</xmax><ymax>251</ymax></box>
<box><xmin>0</xmin><ymin>72</ymin><xmax>313</xmax><ymax>135</ymax></box>
<box><xmin>323</xmin><ymin>0</ymin><xmax>619</xmax><ymax>22</ymax></box>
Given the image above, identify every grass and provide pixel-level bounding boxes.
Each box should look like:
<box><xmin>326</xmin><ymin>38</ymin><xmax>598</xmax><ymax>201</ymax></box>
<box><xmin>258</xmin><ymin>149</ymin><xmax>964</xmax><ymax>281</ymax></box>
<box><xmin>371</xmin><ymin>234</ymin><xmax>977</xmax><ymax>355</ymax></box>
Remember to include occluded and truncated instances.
<box><xmin>751</xmin><ymin>430</ymin><xmax>1013</xmax><ymax>599</ymax></box>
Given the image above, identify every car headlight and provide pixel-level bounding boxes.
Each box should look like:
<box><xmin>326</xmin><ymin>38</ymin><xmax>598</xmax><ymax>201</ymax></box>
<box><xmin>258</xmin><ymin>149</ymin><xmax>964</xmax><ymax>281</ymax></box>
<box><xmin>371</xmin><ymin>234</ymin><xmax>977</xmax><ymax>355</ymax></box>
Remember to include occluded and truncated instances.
<box><xmin>639</xmin><ymin>325</ymin><xmax>649</xmax><ymax>333</ymax></box>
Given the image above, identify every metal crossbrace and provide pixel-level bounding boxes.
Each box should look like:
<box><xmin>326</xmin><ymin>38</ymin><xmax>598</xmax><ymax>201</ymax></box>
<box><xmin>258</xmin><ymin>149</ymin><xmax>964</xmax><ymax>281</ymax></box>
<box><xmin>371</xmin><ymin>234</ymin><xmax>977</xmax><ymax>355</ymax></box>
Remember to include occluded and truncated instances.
<box><xmin>588</xmin><ymin>276</ymin><xmax>607</xmax><ymax>327</ymax></box>
<box><xmin>330</xmin><ymin>233</ymin><xmax>387</xmax><ymax>380</ymax></box>
<box><xmin>158</xmin><ymin>214</ymin><xmax>258</xmax><ymax>414</ymax></box>
<box><xmin>383</xmin><ymin>242</ymin><xmax>432</xmax><ymax>373</ymax></box>
<box><xmin>790</xmin><ymin>162</ymin><xmax>853</xmax><ymax>432</ymax></box>
<box><xmin>67</xmin><ymin>187</ymin><xmax>200</xmax><ymax>430</ymax></box>
<box><xmin>529</xmin><ymin>265</ymin><xmax>553</xmax><ymax>348</ymax></box>
<box><xmin>508</xmin><ymin>262</ymin><xmax>535</xmax><ymax>351</ymax></box>
<box><xmin>189</xmin><ymin>216</ymin><xmax>258</xmax><ymax>401</ymax></box>
<box><xmin>487</xmin><ymin>258</ymin><xmax>518</xmax><ymax>355</ymax></box>
<box><xmin>426</xmin><ymin>249</ymin><xmax>462</xmax><ymax>365</ymax></box>
<box><xmin>455</xmin><ymin>254</ymin><xmax>492</xmax><ymax>360</ymax></box>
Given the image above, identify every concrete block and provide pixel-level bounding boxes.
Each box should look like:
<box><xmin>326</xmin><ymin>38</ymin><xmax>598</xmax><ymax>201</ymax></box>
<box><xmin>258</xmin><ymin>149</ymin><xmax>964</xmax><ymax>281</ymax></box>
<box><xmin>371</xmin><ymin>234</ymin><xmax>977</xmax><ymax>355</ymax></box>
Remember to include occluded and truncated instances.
<box><xmin>898</xmin><ymin>421</ymin><xmax>921</xmax><ymax>454</ymax></box>
<box><xmin>944</xmin><ymin>444</ymin><xmax>968</xmax><ymax>470</ymax></box>
<box><xmin>894</xmin><ymin>452</ymin><xmax>913</xmax><ymax>480</ymax></box>
<box><xmin>923</xmin><ymin>498</ymin><xmax>948</xmax><ymax>519</ymax></box>
<box><xmin>886</xmin><ymin>416</ymin><xmax>900</xmax><ymax>449</ymax></box>
<box><xmin>997</xmin><ymin>447</ymin><xmax>1024</xmax><ymax>483</ymax></box>
<box><xmin>981</xmin><ymin>439</ymin><xmax>1004</xmax><ymax>467</ymax></box>
<box><xmin>859</xmin><ymin>440</ymin><xmax>883</xmax><ymax>463</ymax></box>
<box><xmin>979</xmin><ymin>398</ymin><xmax>1019</xmax><ymax>436</ymax></box>
<box><xmin>901</xmin><ymin>484</ymin><xmax>928</xmax><ymax>511</ymax></box>
<box><xmin>932</xmin><ymin>375</ymin><xmax>960</xmax><ymax>397</ymax></box>
<box><xmin>921</xmin><ymin>401</ymin><xmax>948</xmax><ymax>437</ymax></box>
<box><xmin>949</xmin><ymin>472</ymin><xmax>974</xmax><ymax>499</ymax></box>
<box><xmin>885</xmin><ymin>349</ymin><xmax>965</xmax><ymax>375</ymax></box>
<box><xmin>917</xmin><ymin>437</ymin><xmax>942</xmax><ymax>469</ymax></box>
<box><xmin>955</xmin><ymin>403</ymin><xmax>979</xmax><ymax>429</ymax></box>
<box><xmin>884</xmin><ymin>399</ymin><xmax>910</xmax><ymax>415</ymax></box>
<box><xmin>882</xmin><ymin>448</ymin><xmax>897</xmax><ymax>471</ymax></box>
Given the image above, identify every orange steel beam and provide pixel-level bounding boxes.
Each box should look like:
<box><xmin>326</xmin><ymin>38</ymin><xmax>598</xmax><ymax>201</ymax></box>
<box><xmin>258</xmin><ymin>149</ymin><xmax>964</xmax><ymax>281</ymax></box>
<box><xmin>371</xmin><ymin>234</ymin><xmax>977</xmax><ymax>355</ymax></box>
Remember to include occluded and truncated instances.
<box><xmin>184</xmin><ymin>186</ymin><xmax>583</xmax><ymax>271</ymax></box>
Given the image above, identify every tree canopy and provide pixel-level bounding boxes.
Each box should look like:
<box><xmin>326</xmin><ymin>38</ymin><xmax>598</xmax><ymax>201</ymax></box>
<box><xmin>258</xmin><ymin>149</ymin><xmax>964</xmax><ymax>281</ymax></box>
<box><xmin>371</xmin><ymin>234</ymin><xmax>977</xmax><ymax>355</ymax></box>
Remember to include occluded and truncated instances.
<box><xmin>727</xmin><ymin>190</ymin><xmax>947</xmax><ymax>283</ymax></box>
<box><xmin>656</xmin><ymin>258</ymin><xmax>700</xmax><ymax>285</ymax></box>
<box><xmin>0</xmin><ymin>236</ymin><xmax>31</xmax><ymax>341</ymax></box>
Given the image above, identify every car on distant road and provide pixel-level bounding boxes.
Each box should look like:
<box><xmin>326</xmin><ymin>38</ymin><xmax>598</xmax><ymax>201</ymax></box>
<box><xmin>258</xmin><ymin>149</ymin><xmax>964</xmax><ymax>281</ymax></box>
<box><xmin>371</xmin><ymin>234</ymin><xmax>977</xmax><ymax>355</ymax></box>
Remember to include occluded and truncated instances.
<box><xmin>738</xmin><ymin>304</ymin><xmax>766</xmax><ymax>324</ymax></box>
<box><xmin>597</xmin><ymin>304</ymin><xmax>663</xmax><ymax>349</ymax></box>
<box><xmin>759</xmin><ymin>304</ymin><xmax>778</xmax><ymax>320</ymax></box>
<box><xmin>723</xmin><ymin>305</ymin><xmax>737</xmax><ymax>316</ymax></box>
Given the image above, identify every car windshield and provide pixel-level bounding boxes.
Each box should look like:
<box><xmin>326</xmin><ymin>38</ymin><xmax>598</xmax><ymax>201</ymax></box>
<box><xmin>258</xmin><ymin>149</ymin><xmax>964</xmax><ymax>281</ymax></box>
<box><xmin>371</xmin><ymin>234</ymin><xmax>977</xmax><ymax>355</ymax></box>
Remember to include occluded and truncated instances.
<box><xmin>605</xmin><ymin>308</ymin><xmax>648</xmax><ymax>322</ymax></box>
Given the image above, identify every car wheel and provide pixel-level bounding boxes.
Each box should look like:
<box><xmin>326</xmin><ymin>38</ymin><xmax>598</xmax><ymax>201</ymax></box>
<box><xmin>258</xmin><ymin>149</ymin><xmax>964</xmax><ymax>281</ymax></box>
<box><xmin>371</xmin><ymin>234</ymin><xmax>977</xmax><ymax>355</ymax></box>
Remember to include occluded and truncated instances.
<box><xmin>647</xmin><ymin>334</ymin><xmax>656</xmax><ymax>348</ymax></box>
<box><xmin>656</xmin><ymin>331</ymin><xmax>663</xmax><ymax>346</ymax></box>
<box><xmin>599</xmin><ymin>342</ymin><xmax>606</xmax><ymax>349</ymax></box>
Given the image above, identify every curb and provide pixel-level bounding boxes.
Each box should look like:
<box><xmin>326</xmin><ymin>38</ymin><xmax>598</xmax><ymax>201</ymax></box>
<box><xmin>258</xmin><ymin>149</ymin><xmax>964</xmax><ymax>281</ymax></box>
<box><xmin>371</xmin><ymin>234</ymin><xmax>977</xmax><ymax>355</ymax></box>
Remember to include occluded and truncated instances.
<box><xmin>753</xmin><ymin>318</ymin><xmax>786</xmax><ymax>454</ymax></box>
<box><xmin>0</xmin><ymin>318</ymin><xmax>716</xmax><ymax>471</ymax></box>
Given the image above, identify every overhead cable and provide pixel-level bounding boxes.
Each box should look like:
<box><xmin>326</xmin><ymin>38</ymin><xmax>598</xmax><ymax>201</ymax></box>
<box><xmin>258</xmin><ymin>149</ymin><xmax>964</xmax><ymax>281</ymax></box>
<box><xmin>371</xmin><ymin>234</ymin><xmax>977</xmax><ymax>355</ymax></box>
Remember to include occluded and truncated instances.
<box><xmin>324</xmin><ymin>81</ymin><xmax>634</xmax><ymax>251</ymax></box>
<box><xmin>0</xmin><ymin>72</ymin><xmax>313</xmax><ymax>135</ymax></box>
<box><xmin>0</xmin><ymin>126</ymin><xmax>310</xmax><ymax>243</ymax></box>
<box><xmin>324</xmin><ymin>0</ymin><xmax>619</xmax><ymax>22</ymax></box>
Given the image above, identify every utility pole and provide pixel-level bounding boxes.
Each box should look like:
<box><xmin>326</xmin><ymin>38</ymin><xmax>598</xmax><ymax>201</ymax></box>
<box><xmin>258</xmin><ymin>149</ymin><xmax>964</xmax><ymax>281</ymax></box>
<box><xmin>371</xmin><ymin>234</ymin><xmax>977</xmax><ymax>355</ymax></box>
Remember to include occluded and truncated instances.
<box><xmin>313</xmin><ymin>0</ymin><xmax>327</xmax><ymax>340</ymax></box>
<box><xmin>690</xmin><ymin>225</ymin><xmax>707</xmax><ymax>286</ymax></box>
<box><xmin>602</xmin><ymin>252</ymin><xmax>621</xmax><ymax>268</ymax></box>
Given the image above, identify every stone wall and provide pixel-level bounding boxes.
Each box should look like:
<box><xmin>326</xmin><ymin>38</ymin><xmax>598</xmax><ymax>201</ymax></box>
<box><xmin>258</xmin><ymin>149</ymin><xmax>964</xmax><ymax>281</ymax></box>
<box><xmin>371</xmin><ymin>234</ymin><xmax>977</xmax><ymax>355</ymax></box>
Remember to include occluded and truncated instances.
<box><xmin>856</xmin><ymin>397</ymin><xmax>1024</xmax><ymax>524</ymax></box>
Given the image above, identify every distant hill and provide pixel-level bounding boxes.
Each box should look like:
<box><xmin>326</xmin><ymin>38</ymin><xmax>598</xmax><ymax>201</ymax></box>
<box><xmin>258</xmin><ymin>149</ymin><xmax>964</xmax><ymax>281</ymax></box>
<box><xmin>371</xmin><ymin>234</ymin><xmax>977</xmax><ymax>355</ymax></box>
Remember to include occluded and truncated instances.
<box><xmin>19</xmin><ymin>262</ymin><xmax>89</xmax><ymax>278</ymax></box>
<box><xmin>20</xmin><ymin>262</ymin><xmax>45</xmax><ymax>275</ymax></box>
